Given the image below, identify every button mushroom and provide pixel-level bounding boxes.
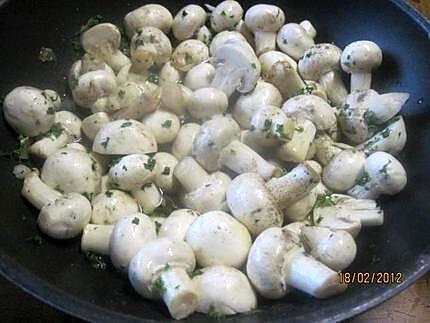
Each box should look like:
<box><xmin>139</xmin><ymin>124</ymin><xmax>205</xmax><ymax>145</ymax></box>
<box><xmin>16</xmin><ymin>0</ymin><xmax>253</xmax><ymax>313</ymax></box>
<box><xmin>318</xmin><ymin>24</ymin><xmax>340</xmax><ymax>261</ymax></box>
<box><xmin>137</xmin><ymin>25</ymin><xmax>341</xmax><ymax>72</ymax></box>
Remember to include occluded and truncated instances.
<box><xmin>341</xmin><ymin>41</ymin><xmax>382</xmax><ymax>92</ymax></box>
<box><xmin>81</xmin><ymin>224</ymin><xmax>114</xmax><ymax>255</ymax></box>
<box><xmin>82</xmin><ymin>112</ymin><xmax>111</xmax><ymax>141</ymax></box>
<box><xmin>209</xmin><ymin>1</ymin><xmax>243</xmax><ymax>33</ymax></box>
<box><xmin>209</xmin><ymin>30</ymin><xmax>247</xmax><ymax>55</ymax></box>
<box><xmin>124</xmin><ymin>4</ymin><xmax>173</xmax><ymax>37</ymax></box>
<box><xmin>184</xmin><ymin>62</ymin><xmax>215</xmax><ymax>90</ymax></box>
<box><xmin>277</xmin><ymin>21</ymin><xmax>316</xmax><ymax>60</ymax></box>
<box><xmin>188</xmin><ymin>87</ymin><xmax>228</xmax><ymax>120</ymax></box>
<box><xmin>91</xmin><ymin>190</ymin><xmax>139</xmax><ymax>225</ymax></box>
<box><xmin>185</xmin><ymin>211</ymin><xmax>251</xmax><ymax>268</ymax></box>
<box><xmin>172</xmin><ymin>123</ymin><xmax>201</xmax><ymax>160</ymax></box>
<box><xmin>152</xmin><ymin>152</ymin><xmax>178</xmax><ymax>193</ymax></box>
<box><xmin>171</xmin><ymin>39</ymin><xmax>209</xmax><ymax>72</ymax></box>
<box><xmin>244</xmin><ymin>5</ymin><xmax>285</xmax><ymax>55</ymax></box>
<box><xmin>128</xmin><ymin>237</ymin><xmax>198</xmax><ymax>320</ymax></box>
<box><xmin>142</xmin><ymin>110</ymin><xmax>180</xmax><ymax>144</ymax></box>
<box><xmin>38</xmin><ymin>193</ymin><xmax>92</xmax><ymax>239</ymax></box>
<box><xmin>21</xmin><ymin>170</ymin><xmax>63</xmax><ymax>210</ymax></box>
<box><xmin>158</xmin><ymin>209</ymin><xmax>199</xmax><ymax>241</ymax></box>
<box><xmin>172</xmin><ymin>5</ymin><xmax>207</xmax><ymax>41</ymax></box>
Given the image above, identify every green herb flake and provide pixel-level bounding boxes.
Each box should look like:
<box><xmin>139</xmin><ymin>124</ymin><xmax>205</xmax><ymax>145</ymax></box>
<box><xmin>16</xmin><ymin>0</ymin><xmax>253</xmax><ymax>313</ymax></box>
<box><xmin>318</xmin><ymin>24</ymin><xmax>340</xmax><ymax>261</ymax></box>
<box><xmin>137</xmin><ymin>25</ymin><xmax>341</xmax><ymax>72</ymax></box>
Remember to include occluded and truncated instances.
<box><xmin>154</xmin><ymin>220</ymin><xmax>162</xmax><ymax>234</ymax></box>
<box><xmin>379</xmin><ymin>161</ymin><xmax>392</xmax><ymax>179</ymax></box>
<box><xmin>188</xmin><ymin>269</ymin><xmax>203</xmax><ymax>278</ymax></box>
<box><xmin>221</xmin><ymin>10</ymin><xmax>227</xmax><ymax>16</ymax></box>
<box><xmin>275</xmin><ymin>124</ymin><xmax>291</xmax><ymax>142</ymax></box>
<box><xmin>151</xmin><ymin>193</ymin><xmax>178</xmax><ymax>218</ymax></box>
<box><xmin>82</xmin><ymin>192</ymin><xmax>93</xmax><ymax>201</ymax></box>
<box><xmin>152</xmin><ymin>276</ymin><xmax>166</xmax><ymax>297</ymax></box>
<box><xmin>162</xmin><ymin>166</ymin><xmax>170</xmax><ymax>176</ymax></box>
<box><xmin>251</xmin><ymin>63</ymin><xmax>257</xmax><ymax>69</ymax></box>
<box><xmin>144</xmin><ymin>157</ymin><xmax>156</xmax><ymax>171</ymax></box>
<box><xmin>26</xmin><ymin>233</ymin><xmax>44</xmax><ymax>246</ymax></box>
<box><xmin>207</xmin><ymin>305</ymin><xmax>225</xmax><ymax>320</ymax></box>
<box><xmin>101</xmin><ymin>137</ymin><xmax>110</xmax><ymax>149</ymax></box>
<box><xmin>71</xmin><ymin>15</ymin><xmax>106</xmax><ymax>56</ymax></box>
<box><xmin>0</xmin><ymin>135</ymin><xmax>31</xmax><ymax>161</ymax></box>
<box><xmin>120</xmin><ymin>121</ymin><xmax>132</xmax><ymax>128</ymax></box>
<box><xmin>146</xmin><ymin>72</ymin><xmax>160</xmax><ymax>85</ymax></box>
<box><xmin>118</xmin><ymin>89</ymin><xmax>126</xmax><ymax>99</ymax></box>
<box><xmin>132</xmin><ymin>217</ymin><xmax>140</xmax><ymax>225</ymax></box>
<box><xmin>297</xmin><ymin>84</ymin><xmax>314</xmax><ymax>95</ymax></box>
<box><xmin>208</xmin><ymin>141</ymin><xmax>215</xmax><ymax>147</ymax></box>
<box><xmin>105</xmin><ymin>190</ymin><xmax>113</xmax><ymax>198</ymax></box>
<box><xmin>370</xmin><ymin>254</ymin><xmax>381</xmax><ymax>265</ymax></box>
<box><xmin>182</xmin><ymin>10</ymin><xmax>188</xmax><ymax>17</ymax></box>
<box><xmin>381</xmin><ymin>127</ymin><xmax>391</xmax><ymax>138</ymax></box>
<box><xmin>355</xmin><ymin>171</ymin><xmax>370</xmax><ymax>186</ymax></box>
<box><xmin>314</xmin><ymin>192</ymin><xmax>335</xmax><ymax>209</ymax></box>
<box><xmin>85</xmin><ymin>251</ymin><xmax>107</xmax><ymax>270</ymax></box>
<box><xmin>54</xmin><ymin>184</ymin><xmax>64</xmax><ymax>194</ymax></box>
<box><xmin>46</xmin><ymin>123</ymin><xmax>64</xmax><ymax>139</ymax></box>
<box><xmin>263</xmin><ymin>119</ymin><xmax>272</xmax><ymax>132</ymax></box>
<box><xmin>295</xmin><ymin>126</ymin><xmax>304</xmax><ymax>133</ymax></box>
<box><xmin>161</xmin><ymin>120</ymin><xmax>172</xmax><ymax>128</ymax></box>
<box><xmin>38</xmin><ymin>47</ymin><xmax>56</xmax><ymax>63</ymax></box>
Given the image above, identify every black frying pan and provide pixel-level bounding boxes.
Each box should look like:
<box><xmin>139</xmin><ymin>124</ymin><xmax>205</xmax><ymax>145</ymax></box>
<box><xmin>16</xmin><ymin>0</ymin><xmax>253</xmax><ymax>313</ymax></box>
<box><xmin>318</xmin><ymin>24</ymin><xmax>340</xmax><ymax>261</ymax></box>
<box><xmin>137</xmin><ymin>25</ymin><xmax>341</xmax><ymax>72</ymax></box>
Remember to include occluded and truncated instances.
<box><xmin>0</xmin><ymin>0</ymin><xmax>430</xmax><ymax>322</ymax></box>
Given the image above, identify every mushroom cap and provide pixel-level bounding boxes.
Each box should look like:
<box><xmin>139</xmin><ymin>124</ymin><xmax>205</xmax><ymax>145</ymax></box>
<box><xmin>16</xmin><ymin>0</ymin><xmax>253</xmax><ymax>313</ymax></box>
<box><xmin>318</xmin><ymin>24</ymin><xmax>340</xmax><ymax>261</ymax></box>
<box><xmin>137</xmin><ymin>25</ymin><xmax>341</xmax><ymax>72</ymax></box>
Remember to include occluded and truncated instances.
<box><xmin>189</xmin><ymin>87</ymin><xmax>229</xmax><ymax>120</ymax></box>
<box><xmin>226</xmin><ymin>173</ymin><xmax>283</xmax><ymax>236</ymax></box>
<box><xmin>298</xmin><ymin>44</ymin><xmax>342</xmax><ymax>80</ymax></box>
<box><xmin>82</xmin><ymin>112</ymin><xmax>111</xmax><ymax>140</ymax></box>
<box><xmin>124</xmin><ymin>4</ymin><xmax>173</xmax><ymax>37</ymax></box>
<box><xmin>184</xmin><ymin>62</ymin><xmax>216</xmax><ymax>90</ymax></box>
<box><xmin>128</xmin><ymin>237</ymin><xmax>196</xmax><ymax>299</ymax></box>
<box><xmin>172</xmin><ymin>5</ymin><xmax>207</xmax><ymax>40</ymax></box>
<box><xmin>192</xmin><ymin>115</ymin><xmax>240</xmax><ymax>171</ymax></box>
<box><xmin>38</xmin><ymin>193</ymin><xmax>91</xmax><ymax>239</ymax></box>
<box><xmin>110</xmin><ymin>213</ymin><xmax>156</xmax><ymax>271</ymax></box>
<box><xmin>341</xmin><ymin>40</ymin><xmax>382</xmax><ymax>73</ymax></box>
<box><xmin>210</xmin><ymin>1</ymin><xmax>243</xmax><ymax>33</ymax></box>
<box><xmin>185</xmin><ymin>211</ymin><xmax>251</xmax><ymax>268</ymax></box>
<box><xmin>171</xmin><ymin>39</ymin><xmax>209</xmax><ymax>72</ymax></box>
<box><xmin>3</xmin><ymin>86</ymin><xmax>56</xmax><ymax>136</ymax></box>
<box><xmin>153</xmin><ymin>152</ymin><xmax>178</xmax><ymax>192</ymax></box>
<box><xmin>194</xmin><ymin>265</ymin><xmax>257</xmax><ymax>315</ymax></box>
<box><xmin>282</xmin><ymin>94</ymin><xmax>337</xmax><ymax>131</ymax></box>
<box><xmin>244</xmin><ymin>4</ymin><xmax>285</xmax><ymax>32</ymax></box>
<box><xmin>172</xmin><ymin>123</ymin><xmax>201</xmax><ymax>160</ymax></box>
<box><xmin>54</xmin><ymin>111</ymin><xmax>82</xmax><ymax>138</ymax></box>
<box><xmin>246</xmin><ymin>227</ymin><xmax>293</xmax><ymax>299</ymax></box>
<box><xmin>158</xmin><ymin>209</ymin><xmax>199</xmax><ymax>241</ymax></box>
<box><xmin>142</xmin><ymin>110</ymin><xmax>181</xmax><ymax>144</ymax></box>
<box><xmin>277</xmin><ymin>23</ymin><xmax>315</xmax><ymax>60</ymax></box>
<box><xmin>209</xmin><ymin>30</ymin><xmax>247</xmax><ymax>55</ymax></box>
<box><xmin>92</xmin><ymin>119</ymin><xmax>157</xmax><ymax>155</ymax></box>
<box><xmin>91</xmin><ymin>190</ymin><xmax>139</xmax><ymax>225</ymax></box>
<box><xmin>41</xmin><ymin>147</ymin><xmax>102</xmax><ymax>195</ymax></box>
<box><xmin>109</xmin><ymin>154</ymin><xmax>155</xmax><ymax>191</ymax></box>
<box><xmin>81</xmin><ymin>23</ymin><xmax>121</xmax><ymax>54</ymax></box>
<box><xmin>259</xmin><ymin>49</ymin><xmax>298</xmax><ymax>74</ymax></box>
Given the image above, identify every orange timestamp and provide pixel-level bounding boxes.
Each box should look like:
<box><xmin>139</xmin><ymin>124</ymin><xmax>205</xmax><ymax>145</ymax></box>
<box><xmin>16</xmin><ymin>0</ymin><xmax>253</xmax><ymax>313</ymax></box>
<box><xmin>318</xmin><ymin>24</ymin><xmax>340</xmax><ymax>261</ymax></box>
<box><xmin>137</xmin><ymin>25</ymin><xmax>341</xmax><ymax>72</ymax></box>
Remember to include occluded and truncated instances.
<box><xmin>338</xmin><ymin>272</ymin><xmax>404</xmax><ymax>284</ymax></box>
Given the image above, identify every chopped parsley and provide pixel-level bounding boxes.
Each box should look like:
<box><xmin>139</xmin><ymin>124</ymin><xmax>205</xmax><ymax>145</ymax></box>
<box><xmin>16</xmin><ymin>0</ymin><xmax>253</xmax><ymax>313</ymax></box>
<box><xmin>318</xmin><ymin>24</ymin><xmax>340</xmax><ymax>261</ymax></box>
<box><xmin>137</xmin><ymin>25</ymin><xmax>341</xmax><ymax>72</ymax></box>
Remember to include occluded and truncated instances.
<box><xmin>26</xmin><ymin>233</ymin><xmax>44</xmax><ymax>245</ymax></box>
<box><xmin>45</xmin><ymin>123</ymin><xmax>64</xmax><ymax>139</ymax></box>
<box><xmin>182</xmin><ymin>10</ymin><xmax>188</xmax><ymax>17</ymax></box>
<box><xmin>82</xmin><ymin>192</ymin><xmax>93</xmax><ymax>201</ymax></box>
<box><xmin>101</xmin><ymin>137</ymin><xmax>110</xmax><ymax>149</ymax></box>
<box><xmin>207</xmin><ymin>305</ymin><xmax>225</xmax><ymax>320</ymax></box>
<box><xmin>105</xmin><ymin>190</ymin><xmax>113</xmax><ymax>198</ymax></box>
<box><xmin>208</xmin><ymin>141</ymin><xmax>215</xmax><ymax>147</ymax></box>
<box><xmin>144</xmin><ymin>157</ymin><xmax>156</xmax><ymax>171</ymax></box>
<box><xmin>46</xmin><ymin>106</ymin><xmax>56</xmax><ymax>115</ymax></box>
<box><xmin>379</xmin><ymin>161</ymin><xmax>392</xmax><ymax>179</ymax></box>
<box><xmin>38</xmin><ymin>47</ymin><xmax>56</xmax><ymax>63</ymax></box>
<box><xmin>0</xmin><ymin>135</ymin><xmax>31</xmax><ymax>161</ymax></box>
<box><xmin>154</xmin><ymin>220</ymin><xmax>162</xmax><ymax>234</ymax></box>
<box><xmin>151</xmin><ymin>193</ymin><xmax>178</xmax><ymax>218</ymax></box>
<box><xmin>188</xmin><ymin>269</ymin><xmax>203</xmax><ymax>278</ymax></box>
<box><xmin>297</xmin><ymin>84</ymin><xmax>314</xmax><ymax>95</ymax></box>
<box><xmin>85</xmin><ymin>251</ymin><xmax>107</xmax><ymax>270</ymax></box>
<box><xmin>71</xmin><ymin>15</ymin><xmax>106</xmax><ymax>56</ymax></box>
<box><xmin>162</xmin><ymin>166</ymin><xmax>170</xmax><ymax>175</ymax></box>
<box><xmin>221</xmin><ymin>10</ymin><xmax>227</xmax><ymax>16</ymax></box>
<box><xmin>251</xmin><ymin>63</ymin><xmax>257</xmax><ymax>69</ymax></box>
<box><xmin>54</xmin><ymin>184</ymin><xmax>64</xmax><ymax>194</ymax></box>
<box><xmin>295</xmin><ymin>126</ymin><xmax>304</xmax><ymax>133</ymax></box>
<box><xmin>355</xmin><ymin>171</ymin><xmax>370</xmax><ymax>186</ymax></box>
<box><xmin>152</xmin><ymin>276</ymin><xmax>166</xmax><ymax>297</ymax></box>
<box><xmin>380</xmin><ymin>127</ymin><xmax>391</xmax><ymax>138</ymax></box>
<box><xmin>314</xmin><ymin>192</ymin><xmax>335</xmax><ymax>209</ymax></box>
<box><xmin>161</xmin><ymin>120</ymin><xmax>172</xmax><ymax>128</ymax></box>
<box><xmin>146</xmin><ymin>71</ymin><xmax>160</xmax><ymax>85</ymax></box>
<box><xmin>120</xmin><ymin>121</ymin><xmax>132</xmax><ymax>128</ymax></box>
<box><xmin>132</xmin><ymin>217</ymin><xmax>140</xmax><ymax>225</ymax></box>
<box><xmin>118</xmin><ymin>89</ymin><xmax>126</xmax><ymax>99</ymax></box>
<box><xmin>263</xmin><ymin>119</ymin><xmax>272</xmax><ymax>132</ymax></box>
<box><xmin>275</xmin><ymin>124</ymin><xmax>291</xmax><ymax>142</ymax></box>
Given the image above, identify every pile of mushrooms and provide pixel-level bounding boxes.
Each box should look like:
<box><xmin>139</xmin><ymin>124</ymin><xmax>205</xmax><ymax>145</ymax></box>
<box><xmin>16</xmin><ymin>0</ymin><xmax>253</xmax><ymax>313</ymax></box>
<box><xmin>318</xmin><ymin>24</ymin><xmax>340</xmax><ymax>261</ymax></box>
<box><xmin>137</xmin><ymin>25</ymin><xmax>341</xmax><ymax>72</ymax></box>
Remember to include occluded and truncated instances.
<box><xmin>3</xmin><ymin>1</ymin><xmax>409</xmax><ymax>320</ymax></box>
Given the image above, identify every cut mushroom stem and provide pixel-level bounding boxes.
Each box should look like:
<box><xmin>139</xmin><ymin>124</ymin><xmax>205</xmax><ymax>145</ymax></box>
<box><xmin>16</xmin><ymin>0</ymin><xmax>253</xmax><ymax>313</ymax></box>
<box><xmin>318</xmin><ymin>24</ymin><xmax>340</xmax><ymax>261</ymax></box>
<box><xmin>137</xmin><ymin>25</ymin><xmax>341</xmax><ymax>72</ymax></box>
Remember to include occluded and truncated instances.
<box><xmin>21</xmin><ymin>171</ymin><xmax>62</xmax><ymax>210</ymax></box>
<box><xmin>81</xmin><ymin>224</ymin><xmax>114</xmax><ymax>255</ymax></box>
<box><xmin>132</xmin><ymin>183</ymin><xmax>162</xmax><ymax>214</ymax></box>
<box><xmin>174</xmin><ymin>157</ymin><xmax>209</xmax><ymax>192</ymax></box>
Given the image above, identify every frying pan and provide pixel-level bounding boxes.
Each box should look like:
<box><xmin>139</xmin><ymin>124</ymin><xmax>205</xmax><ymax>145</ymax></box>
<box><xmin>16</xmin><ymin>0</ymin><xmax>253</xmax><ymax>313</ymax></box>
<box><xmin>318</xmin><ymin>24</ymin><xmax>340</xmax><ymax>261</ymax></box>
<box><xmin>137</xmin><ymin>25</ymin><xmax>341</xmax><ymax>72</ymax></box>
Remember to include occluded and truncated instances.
<box><xmin>0</xmin><ymin>0</ymin><xmax>429</xmax><ymax>321</ymax></box>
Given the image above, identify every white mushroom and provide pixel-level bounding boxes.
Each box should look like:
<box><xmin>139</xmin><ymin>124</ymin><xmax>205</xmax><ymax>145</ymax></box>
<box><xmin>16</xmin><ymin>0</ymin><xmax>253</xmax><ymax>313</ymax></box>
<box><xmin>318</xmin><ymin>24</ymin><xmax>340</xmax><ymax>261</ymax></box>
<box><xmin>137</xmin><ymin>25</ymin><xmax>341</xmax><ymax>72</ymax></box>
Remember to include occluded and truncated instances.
<box><xmin>244</xmin><ymin>5</ymin><xmax>285</xmax><ymax>55</ymax></box>
<box><xmin>341</xmin><ymin>41</ymin><xmax>383</xmax><ymax>92</ymax></box>
<box><xmin>142</xmin><ymin>110</ymin><xmax>180</xmax><ymax>144</ymax></box>
<box><xmin>21</xmin><ymin>170</ymin><xmax>62</xmax><ymax>210</ymax></box>
<box><xmin>174</xmin><ymin>157</ymin><xmax>230</xmax><ymax>213</ymax></box>
<box><xmin>128</xmin><ymin>237</ymin><xmax>198</xmax><ymax>320</ymax></box>
<box><xmin>81</xmin><ymin>224</ymin><xmax>114</xmax><ymax>255</ymax></box>
<box><xmin>188</xmin><ymin>88</ymin><xmax>228</xmax><ymax>120</ymax></box>
<box><xmin>247</xmin><ymin>227</ymin><xmax>346</xmax><ymax>299</ymax></box>
<box><xmin>277</xmin><ymin>21</ymin><xmax>316</xmax><ymax>60</ymax></box>
<box><xmin>159</xmin><ymin>209</ymin><xmax>199</xmax><ymax>241</ymax></box>
<box><xmin>41</xmin><ymin>147</ymin><xmax>102</xmax><ymax>195</ymax></box>
<box><xmin>131</xmin><ymin>183</ymin><xmax>162</xmax><ymax>214</ymax></box>
<box><xmin>3</xmin><ymin>86</ymin><xmax>58</xmax><ymax>136</ymax></box>
<box><xmin>194</xmin><ymin>265</ymin><xmax>257</xmax><ymax>316</ymax></box>
<box><xmin>348</xmin><ymin>151</ymin><xmax>407</xmax><ymax>199</ymax></box>
<box><xmin>152</xmin><ymin>152</ymin><xmax>178</xmax><ymax>192</ymax></box>
<box><xmin>110</xmin><ymin>213</ymin><xmax>156</xmax><ymax>271</ymax></box>
<box><xmin>185</xmin><ymin>211</ymin><xmax>251</xmax><ymax>268</ymax></box>
<box><xmin>209</xmin><ymin>30</ymin><xmax>247</xmax><ymax>55</ymax></box>
<box><xmin>313</xmin><ymin>134</ymin><xmax>353</xmax><ymax>166</ymax></box>
<box><xmin>196</xmin><ymin>25</ymin><xmax>212</xmax><ymax>46</ymax></box>
<box><xmin>172</xmin><ymin>5</ymin><xmax>207</xmax><ymax>41</ymax></box>
<box><xmin>91</xmin><ymin>190</ymin><xmax>139</xmax><ymax>225</ymax></box>
<box><xmin>81</xmin><ymin>23</ymin><xmax>130</xmax><ymax>72</ymax></box>
<box><xmin>172</xmin><ymin>123</ymin><xmax>201</xmax><ymax>160</ymax></box>
<box><xmin>184</xmin><ymin>62</ymin><xmax>215</xmax><ymax>90</ymax></box>
<box><xmin>209</xmin><ymin>1</ymin><xmax>243</xmax><ymax>32</ymax></box>
<box><xmin>81</xmin><ymin>112</ymin><xmax>111</xmax><ymax>140</ymax></box>
<box><xmin>366</xmin><ymin>92</ymin><xmax>409</xmax><ymax>124</ymax></box>
<box><xmin>171</xmin><ymin>40</ymin><xmax>209</xmax><ymax>72</ymax></box>
<box><xmin>298</xmin><ymin>44</ymin><xmax>348</xmax><ymax>106</ymax></box>
<box><xmin>38</xmin><ymin>193</ymin><xmax>92</xmax><ymax>239</ymax></box>
<box><xmin>92</xmin><ymin>119</ymin><xmax>157</xmax><ymax>155</ymax></box>
<box><xmin>301</xmin><ymin>226</ymin><xmax>357</xmax><ymax>271</ymax></box>
<box><xmin>124</xmin><ymin>4</ymin><xmax>173</xmax><ymax>37</ymax></box>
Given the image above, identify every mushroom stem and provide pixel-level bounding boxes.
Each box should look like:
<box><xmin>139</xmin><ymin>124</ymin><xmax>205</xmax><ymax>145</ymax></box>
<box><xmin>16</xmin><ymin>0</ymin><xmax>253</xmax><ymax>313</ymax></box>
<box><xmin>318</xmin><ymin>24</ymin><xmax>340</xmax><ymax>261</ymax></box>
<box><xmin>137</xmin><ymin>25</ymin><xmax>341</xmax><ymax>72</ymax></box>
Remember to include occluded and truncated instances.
<box><xmin>219</xmin><ymin>140</ymin><xmax>282</xmax><ymax>180</ymax></box>
<box><xmin>29</xmin><ymin>132</ymin><xmax>73</xmax><ymax>160</ymax></box>
<box><xmin>283</xmin><ymin>248</ymin><xmax>347</xmax><ymax>298</ymax></box>
<box><xmin>81</xmin><ymin>224</ymin><xmax>114</xmax><ymax>255</ymax></box>
<box><xmin>160</xmin><ymin>267</ymin><xmax>199</xmax><ymax>320</ymax></box>
<box><xmin>21</xmin><ymin>171</ymin><xmax>62</xmax><ymax>209</ymax></box>
<box><xmin>266</xmin><ymin>163</ymin><xmax>320</xmax><ymax>209</ymax></box>
<box><xmin>174</xmin><ymin>157</ymin><xmax>210</xmax><ymax>192</ymax></box>
<box><xmin>132</xmin><ymin>184</ymin><xmax>163</xmax><ymax>214</ymax></box>
<box><xmin>254</xmin><ymin>31</ymin><xmax>276</xmax><ymax>55</ymax></box>
<box><xmin>350</xmin><ymin>72</ymin><xmax>372</xmax><ymax>92</ymax></box>
<box><xmin>319</xmin><ymin>71</ymin><xmax>348</xmax><ymax>106</ymax></box>
<box><xmin>211</xmin><ymin>65</ymin><xmax>242</xmax><ymax>97</ymax></box>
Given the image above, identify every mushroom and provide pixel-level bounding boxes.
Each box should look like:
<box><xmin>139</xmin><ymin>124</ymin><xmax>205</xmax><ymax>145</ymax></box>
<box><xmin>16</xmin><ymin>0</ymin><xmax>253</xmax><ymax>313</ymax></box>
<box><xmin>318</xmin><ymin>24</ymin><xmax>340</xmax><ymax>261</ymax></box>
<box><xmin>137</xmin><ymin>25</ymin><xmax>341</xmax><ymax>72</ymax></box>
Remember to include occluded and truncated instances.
<box><xmin>301</xmin><ymin>226</ymin><xmax>357</xmax><ymax>271</ymax></box>
<box><xmin>81</xmin><ymin>23</ymin><xmax>130</xmax><ymax>73</ymax></box>
<box><xmin>232</xmin><ymin>80</ymin><xmax>283</xmax><ymax>129</ymax></box>
<box><xmin>128</xmin><ymin>237</ymin><xmax>198</xmax><ymax>320</ymax></box>
<box><xmin>194</xmin><ymin>265</ymin><xmax>257</xmax><ymax>316</ymax></box>
<box><xmin>283</xmin><ymin>220</ymin><xmax>310</xmax><ymax>236</ymax></box>
<box><xmin>172</xmin><ymin>123</ymin><xmax>201</xmax><ymax>160</ymax></box>
<box><xmin>3</xmin><ymin>86</ymin><xmax>59</xmax><ymax>136</ymax></box>
<box><xmin>188</xmin><ymin>87</ymin><xmax>228</xmax><ymax>120</ymax></box>
<box><xmin>211</xmin><ymin>42</ymin><xmax>260</xmax><ymax>97</ymax></box>
<box><xmin>227</xmin><ymin>162</ymin><xmax>320</xmax><ymax>236</ymax></box>
<box><xmin>131</xmin><ymin>183</ymin><xmax>162</xmax><ymax>214</ymax></box>
<box><xmin>172</xmin><ymin>5</ymin><xmax>207</xmax><ymax>41</ymax></box>
<box><xmin>13</xmin><ymin>164</ymin><xmax>32</xmax><ymax>180</ymax></box>
<box><xmin>276</xmin><ymin>21</ymin><xmax>316</xmax><ymax>60</ymax></box>
<box><xmin>142</xmin><ymin>110</ymin><xmax>181</xmax><ymax>144</ymax></box>
<box><xmin>81</xmin><ymin>224</ymin><xmax>114</xmax><ymax>255</ymax></box>
<box><xmin>21</xmin><ymin>170</ymin><xmax>62</xmax><ymax>210</ymax></box>
<box><xmin>246</xmin><ymin>227</ymin><xmax>346</xmax><ymax>299</ymax></box>
<box><xmin>209</xmin><ymin>1</ymin><xmax>243</xmax><ymax>33</ymax></box>
<box><xmin>322</xmin><ymin>149</ymin><xmax>366</xmax><ymax>192</ymax></box>
<box><xmin>152</xmin><ymin>152</ymin><xmax>178</xmax><ymax>192</ymax></box>
<box><xmin>341</xmin><ymin>41</ymin><xmax>383</xmax><ymax>92</ymax></box>
<box><xmin>92</xmin><ymin>119</ymin><xmax>157</xmax><ymax>155</ymax></box>
<box><xmin>110</xmin><ymin>213</ymin><xmax>156</xmax><ymax>271</ymax></box>
<box><xmin>91</xmin><ymin>190</ymin><xmax>139</xmax><ymax>225</ymax></box>
<box><xmin>38</xmin><ymin>193</ymin><xmax>92</xmax><ymax>239</ymax></box>
<box><xmin>174</xmin><ymin>157</ymin><xmax>230</xmax><ymax>213</ymax></box>
<box><xmin>171</xmin><ymin>39</ymin><xmax>209</xmax><ymax>72</ymax></box>
<box><xmin>259</xmin><ymin>51</ymin><xmax>305</xmax><ymax>99</ymax></box>
<box><xmin>159</xmin><ymin>209</ymin><xmax>199</xmax><ymax>241</ymax></box>
<box><xmin>313</xmin><ymin>133</ymin><xmax>354</xmax><ymax>166</ymax></box>
<box><xmin>108</xmin><ymin>154</ymin><xmax>156</xmax><ymax>191</ymax></box>
<box><xmin>196</xmin><ymin>25</ymin><xmax>212</xmax><ymax>46</ymax></box>
<box><xmin>184</xmin><ymin>62</ymin><xmax>215</xmax><ymax>90</ymax></box>
<box><xmin>298</xmin><ymin>44</ymin><xmax>348</xmax><ymax>107</ymax></box>
<box><xmin>185</xmin><ymin>211</ymin><xmax>251</xmax><ymax>268</ymax></box>
<box><xmin>348</xmin><ymin>151</ymin><xmax>407</xmax><ymax>199</ymax></box>
<box><xmin>366</xmin><ymin>92</ymin><xmax>409</xmax><ymax>124</ymax></box>
<box><xmin>130</xmin><ymin>27</ymin><xmax>172</xmax><ymax>72</ymax></box>
<box><xmin>82</xmin><ymin>112</ymin><xmax>111</xmax><ymax>141</ymax></box>
<box><xmin>54</xmin><ymin>111</ymin><xmax>81</xmax><ymax>138</ymax></box>
<box><xmin>124</xmin><ymin>4</ymin><xmax>173</xmax><ymax>37</ymax></box>
<box><xmin>209</xmin><ymin>30</ymin><xmax>247</xmax><ymax>55</ymax></box>
<box><xmin>41</xmin><ymin>147</ymin><xmax>102</xmax><ymax>195</ymax></box>
<box><xmin>244</xmin><ymin>5</ymin><xmax>285</xmax><ymax>55</ymax></box>
<box><xmin>303</xmin><ymin>80</ymin><xmax>329</xmax><ymax>101</ymax></box>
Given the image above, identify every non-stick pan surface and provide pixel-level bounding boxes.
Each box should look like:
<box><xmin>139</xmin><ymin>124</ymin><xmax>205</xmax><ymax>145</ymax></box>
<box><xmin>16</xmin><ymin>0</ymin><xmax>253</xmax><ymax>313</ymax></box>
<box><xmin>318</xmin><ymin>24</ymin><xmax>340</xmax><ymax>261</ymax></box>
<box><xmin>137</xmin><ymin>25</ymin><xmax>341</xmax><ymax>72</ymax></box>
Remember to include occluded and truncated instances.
<box><xmin>0</xmin><ymin>0</ymin><xmax>429</xmax><ymax>322</ymax></box>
